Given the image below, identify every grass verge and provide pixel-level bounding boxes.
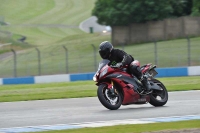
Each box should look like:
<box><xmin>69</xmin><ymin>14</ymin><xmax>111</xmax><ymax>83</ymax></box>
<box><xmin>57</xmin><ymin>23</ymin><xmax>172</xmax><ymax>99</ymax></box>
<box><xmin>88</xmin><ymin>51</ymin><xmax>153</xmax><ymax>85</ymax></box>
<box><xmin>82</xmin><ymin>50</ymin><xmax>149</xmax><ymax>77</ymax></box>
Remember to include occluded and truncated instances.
<box><xmin>0</xmin><ymin>76</ymin><xmax>200</xmax><ymax>102</ymax></box>
<box><xmin>28</xmin><ymin>120</ymin><xmax>200</xmax><ymax>133</ymax></box>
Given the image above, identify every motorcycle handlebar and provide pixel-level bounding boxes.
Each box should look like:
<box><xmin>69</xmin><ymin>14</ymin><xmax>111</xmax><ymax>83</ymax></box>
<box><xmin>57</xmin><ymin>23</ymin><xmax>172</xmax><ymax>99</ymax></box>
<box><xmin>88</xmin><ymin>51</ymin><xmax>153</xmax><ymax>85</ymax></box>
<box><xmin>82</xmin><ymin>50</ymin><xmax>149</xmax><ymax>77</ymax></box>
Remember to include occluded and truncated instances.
<box><xmin>110</xmin><ymin>65</ymin><xmax>128</xmax><ymax>69</ymax></box>
<box><xmin>110</xmin><ymin>65</ymin><xmax>119</xmax><ymax>68</ymax></box>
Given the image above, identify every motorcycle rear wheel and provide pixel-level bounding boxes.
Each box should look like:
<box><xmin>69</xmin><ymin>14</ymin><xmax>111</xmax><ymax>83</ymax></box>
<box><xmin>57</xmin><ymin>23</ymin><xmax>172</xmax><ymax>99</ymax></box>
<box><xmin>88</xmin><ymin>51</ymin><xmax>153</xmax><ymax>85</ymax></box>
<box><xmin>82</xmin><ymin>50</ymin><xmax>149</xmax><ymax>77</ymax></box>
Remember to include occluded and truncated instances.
<box><xmin>149</xmin><ymin>79</ymin><xmax>168</xmax><ymax>107</ymax></box>
<box><xmin>97</xmin><ymin>84</ymin><xmax>122</xmax><ymax>110</ymax></box>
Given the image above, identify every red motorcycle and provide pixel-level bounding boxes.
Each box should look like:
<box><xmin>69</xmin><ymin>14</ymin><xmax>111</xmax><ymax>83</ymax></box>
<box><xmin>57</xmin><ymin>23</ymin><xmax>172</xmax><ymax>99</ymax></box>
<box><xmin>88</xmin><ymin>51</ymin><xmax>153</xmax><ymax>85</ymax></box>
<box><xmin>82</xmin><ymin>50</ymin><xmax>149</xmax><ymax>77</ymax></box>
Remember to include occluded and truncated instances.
<box><xmin>93</xmin><ymin>59</ymin><xmax>168</xmax><ymax>110</ymax></box>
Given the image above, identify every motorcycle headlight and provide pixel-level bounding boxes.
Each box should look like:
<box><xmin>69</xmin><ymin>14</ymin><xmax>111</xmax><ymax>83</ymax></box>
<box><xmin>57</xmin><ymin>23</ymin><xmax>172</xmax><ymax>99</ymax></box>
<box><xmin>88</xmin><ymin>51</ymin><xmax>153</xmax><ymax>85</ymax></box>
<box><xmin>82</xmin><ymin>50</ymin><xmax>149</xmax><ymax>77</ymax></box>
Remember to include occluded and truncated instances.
<box><xmin>93</xmin><ymin>76</ymin><xmax>97</xmax><ymax>82</ymax></box>
<box><xmin>99</xmin><ymin>67</ymin><xmax>108</xmax><ymax>78</ymax></box>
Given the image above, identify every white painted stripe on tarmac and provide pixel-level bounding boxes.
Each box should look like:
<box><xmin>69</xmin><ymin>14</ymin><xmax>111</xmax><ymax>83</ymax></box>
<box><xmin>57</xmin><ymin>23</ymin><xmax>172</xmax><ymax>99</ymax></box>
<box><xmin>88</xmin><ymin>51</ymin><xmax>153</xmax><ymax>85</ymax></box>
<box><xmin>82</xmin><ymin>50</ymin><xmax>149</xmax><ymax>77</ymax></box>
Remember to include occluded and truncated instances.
<box><xmin>0</xmin><ymin>115</ymin><xmax>200</xmax><ymax>133</ymax></box>
<box><xmin>169</xmin><ymin>90</ymin><xmax>200</xmax><ymax>93</ymax></box>
<box><xmin>0</xmin><ymin>125</ymin><xmax>82</xmax><ymax>133</ymax></box>
<box><xmin>71</xmin><ymin>119</ymin><xmax>154</xmax><ymax>128</ymax></box>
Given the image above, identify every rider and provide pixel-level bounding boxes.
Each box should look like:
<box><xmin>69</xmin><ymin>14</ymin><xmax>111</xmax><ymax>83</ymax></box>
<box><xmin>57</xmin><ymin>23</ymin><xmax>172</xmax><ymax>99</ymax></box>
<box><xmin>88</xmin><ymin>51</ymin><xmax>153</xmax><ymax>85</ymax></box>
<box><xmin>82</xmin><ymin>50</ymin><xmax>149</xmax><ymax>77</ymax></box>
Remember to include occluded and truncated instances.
<box><xmin>98</xmin><ymin>41</ymin><xmax>151</xmax><ymax>92</ymax></box>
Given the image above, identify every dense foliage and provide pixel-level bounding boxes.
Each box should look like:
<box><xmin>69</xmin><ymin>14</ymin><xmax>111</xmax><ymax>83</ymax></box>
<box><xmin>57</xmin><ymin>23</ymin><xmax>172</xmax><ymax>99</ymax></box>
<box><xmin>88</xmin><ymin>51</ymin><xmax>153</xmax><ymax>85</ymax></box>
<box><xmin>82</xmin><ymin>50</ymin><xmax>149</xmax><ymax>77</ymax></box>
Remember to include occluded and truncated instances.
<box><xmin>191</xmin><ymin>0</ymin><xmax>200</xmax><ymax>16</ymax></box>
<box><xmin>169</xmin><ymin>0</ymin><xmax>192</xmax><ymax>17</ymax></box>
<box><xmin>92</xmin><ymin>0</ymin><xmax>193</xmax><ymax>26</ymax></box>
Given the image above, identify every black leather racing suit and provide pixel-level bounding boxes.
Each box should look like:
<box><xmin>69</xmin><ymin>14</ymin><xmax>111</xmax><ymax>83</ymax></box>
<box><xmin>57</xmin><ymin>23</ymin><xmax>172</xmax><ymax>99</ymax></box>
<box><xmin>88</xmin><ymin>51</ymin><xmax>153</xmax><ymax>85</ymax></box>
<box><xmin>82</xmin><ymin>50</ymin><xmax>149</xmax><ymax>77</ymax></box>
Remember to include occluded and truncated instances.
<box><xmin>107</xmin><ymin>49</ymin><xmax>143</xmax><ymax>79</ymax></box>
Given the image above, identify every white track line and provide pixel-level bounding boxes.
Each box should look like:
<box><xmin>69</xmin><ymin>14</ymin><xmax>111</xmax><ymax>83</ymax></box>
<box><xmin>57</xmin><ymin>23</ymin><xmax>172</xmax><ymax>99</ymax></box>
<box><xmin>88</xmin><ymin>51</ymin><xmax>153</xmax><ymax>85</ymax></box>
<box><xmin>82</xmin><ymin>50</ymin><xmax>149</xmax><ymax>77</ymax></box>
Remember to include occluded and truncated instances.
<box><xmin>0</xmin><ymin>115</ymin><xmax>200</xmax><ymax>133</ymax></box>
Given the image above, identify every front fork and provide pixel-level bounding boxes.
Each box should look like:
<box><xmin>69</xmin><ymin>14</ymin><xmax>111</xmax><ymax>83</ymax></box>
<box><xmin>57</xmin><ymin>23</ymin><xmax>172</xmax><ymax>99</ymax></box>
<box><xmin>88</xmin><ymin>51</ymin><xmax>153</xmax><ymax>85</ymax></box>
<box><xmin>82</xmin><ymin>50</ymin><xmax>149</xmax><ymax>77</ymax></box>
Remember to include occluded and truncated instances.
<box><xmin>98</xmin><ymin>81</ymin><xmax>116</xmax><ymax>96</ymax></box>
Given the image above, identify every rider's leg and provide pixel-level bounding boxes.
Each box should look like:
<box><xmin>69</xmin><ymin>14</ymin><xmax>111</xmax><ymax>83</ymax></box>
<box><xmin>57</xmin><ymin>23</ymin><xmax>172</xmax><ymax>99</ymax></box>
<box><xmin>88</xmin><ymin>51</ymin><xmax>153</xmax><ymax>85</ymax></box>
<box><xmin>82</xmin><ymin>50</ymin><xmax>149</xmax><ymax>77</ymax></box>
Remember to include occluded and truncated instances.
<box><xmin>129</xmin><ymin>64</ymin><xmax>151</xmax><ymax>91</ymax></box>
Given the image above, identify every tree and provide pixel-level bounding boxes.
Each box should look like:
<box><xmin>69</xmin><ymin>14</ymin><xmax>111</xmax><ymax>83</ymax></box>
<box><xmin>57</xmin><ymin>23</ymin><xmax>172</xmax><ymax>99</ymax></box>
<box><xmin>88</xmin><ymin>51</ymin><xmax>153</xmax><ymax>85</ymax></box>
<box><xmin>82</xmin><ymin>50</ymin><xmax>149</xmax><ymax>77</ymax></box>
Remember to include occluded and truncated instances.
<box><xmin>169</xmin><ymin>0</ymin><xmax>192</xmax><ymax>17</ymax></box>
<box><xmin>191</xmin><ymin>0</ymin><xmax>200</xmax><ymax>16</ymax></box>
<box><xmin>92</xmin><ymin>0</ymin><xmax>192</xmax><ymax>26</ymax></box>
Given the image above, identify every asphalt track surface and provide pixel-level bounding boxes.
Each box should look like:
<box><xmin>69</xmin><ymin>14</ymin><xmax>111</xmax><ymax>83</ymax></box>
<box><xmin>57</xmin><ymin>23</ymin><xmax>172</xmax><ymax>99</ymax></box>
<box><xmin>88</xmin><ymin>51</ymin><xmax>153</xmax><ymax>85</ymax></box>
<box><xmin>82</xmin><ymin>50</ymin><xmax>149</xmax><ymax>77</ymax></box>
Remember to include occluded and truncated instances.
<box><xmin>79</xmin><ymin>16</ymin><xmax>109</xmax><ymax>33</ymax></box>
<box><xmin>0</xmin><ymin>90</ymin><xmax>200</xmax><ymax>129</ymax></box>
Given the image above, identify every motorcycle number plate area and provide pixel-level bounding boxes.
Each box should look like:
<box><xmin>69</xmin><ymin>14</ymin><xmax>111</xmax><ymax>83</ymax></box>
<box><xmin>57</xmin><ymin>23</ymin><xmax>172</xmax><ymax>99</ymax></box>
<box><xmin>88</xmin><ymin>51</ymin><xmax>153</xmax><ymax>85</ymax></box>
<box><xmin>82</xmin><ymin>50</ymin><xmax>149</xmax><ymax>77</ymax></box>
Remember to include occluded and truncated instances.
<box><xmin>149</xmin><ymin>68</ymin><xmax>158</xmax><ymax>77</ymax></box>
<box><xmin>138</xmin><ymin>98</ymin><xmax>147</xmax><ymax>102</ymax></box>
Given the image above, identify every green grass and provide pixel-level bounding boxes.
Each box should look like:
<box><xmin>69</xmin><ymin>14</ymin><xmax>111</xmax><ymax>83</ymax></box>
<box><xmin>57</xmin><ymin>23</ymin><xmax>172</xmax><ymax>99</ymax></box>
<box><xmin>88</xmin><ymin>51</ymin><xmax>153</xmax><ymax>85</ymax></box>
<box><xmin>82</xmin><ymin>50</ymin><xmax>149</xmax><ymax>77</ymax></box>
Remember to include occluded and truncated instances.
<box><xmin>28</xmin><ymin>120</ymin><xmax>200</xmax><ymax>133</ymax></box>
<box><xmin>0</xmin><ymin>0</ymin><xmax>96</xmax><ymax>46</ymax></box>
<box><xmin>1</xmin><ymin>36</ymin><xmax>200</xmax><ymax>78</ymax></box>
<box><xmin>0</xmin><ymin>0</ymin><xmax>200</xmax><ymax>78</ymax></box>
<box><xmin>0</xmin><ymin>76</ymin><xmax>200</xmax><ymax>102</ymax></box>
<box><xmin>0</xmin><ymin>0</ymin><xmax>110</xmax><ymax>77</ymax></box>
<box><xmin>1</xmin><ymin>2</ymin><xmax>199</xmax><ymax>133</ymax></box>
<box><xmin>124</xmin><ymin>37</ymin><xmax>200</xmax><ymax>67</ymax></box>
<box><xmin>0</xmin><ymin>33</ymin><xmax>111</xmax><ymax>77</ymax></box>
<box><xmin>156</xmin><ymin>76</ymin><xmax>200</xmax><ymax>91</ymax></box>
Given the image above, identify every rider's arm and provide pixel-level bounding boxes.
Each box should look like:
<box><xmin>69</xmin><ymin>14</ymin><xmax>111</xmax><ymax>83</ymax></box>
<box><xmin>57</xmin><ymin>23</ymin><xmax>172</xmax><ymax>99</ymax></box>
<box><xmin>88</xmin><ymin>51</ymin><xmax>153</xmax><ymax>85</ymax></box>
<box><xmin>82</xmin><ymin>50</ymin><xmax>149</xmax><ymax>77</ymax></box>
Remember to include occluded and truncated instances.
<box><xmin>116</xmin><ymin>49</ymin><xmax>133</xmax><ymax>66</ymax></box>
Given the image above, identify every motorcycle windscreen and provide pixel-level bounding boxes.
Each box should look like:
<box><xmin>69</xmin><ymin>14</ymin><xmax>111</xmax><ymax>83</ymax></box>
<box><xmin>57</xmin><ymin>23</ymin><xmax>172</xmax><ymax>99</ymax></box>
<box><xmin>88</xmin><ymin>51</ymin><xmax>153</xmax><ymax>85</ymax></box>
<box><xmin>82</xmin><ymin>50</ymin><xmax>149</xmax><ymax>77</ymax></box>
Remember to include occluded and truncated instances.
<box><xmin>97</xmin><ymin>59</ymin><xmax>110</xmax><ymax>72</ymax></box>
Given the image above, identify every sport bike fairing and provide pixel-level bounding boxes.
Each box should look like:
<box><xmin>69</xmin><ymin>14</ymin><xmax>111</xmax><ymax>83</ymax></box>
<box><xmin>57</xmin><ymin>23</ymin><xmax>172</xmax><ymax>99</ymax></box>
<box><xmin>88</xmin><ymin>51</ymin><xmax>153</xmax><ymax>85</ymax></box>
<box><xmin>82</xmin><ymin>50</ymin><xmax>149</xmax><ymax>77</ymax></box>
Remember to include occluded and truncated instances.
<box><xmin>95</xmin><ymin>60</ymin><xmax>168</xmax><ymax>109</ymax></box>
<box><xmin>97</xmin><ymin>59</ymin><xmax>110</xmax><ymax>72</ymax></box>
<box><xmin>97</xmin><ymin>60</ymin><xmax>142</xmax><ymax>92</ymax></box>
<box><xmin>105</xmin><ymin>73</ymin><xmax>141</xmax><ymax>92</ymax></box>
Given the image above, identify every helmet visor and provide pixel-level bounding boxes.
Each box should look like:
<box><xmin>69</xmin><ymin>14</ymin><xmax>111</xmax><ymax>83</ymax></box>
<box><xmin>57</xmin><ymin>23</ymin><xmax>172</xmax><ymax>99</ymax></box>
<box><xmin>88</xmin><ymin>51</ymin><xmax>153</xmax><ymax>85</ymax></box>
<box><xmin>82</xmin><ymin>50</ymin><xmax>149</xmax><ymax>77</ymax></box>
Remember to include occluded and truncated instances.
<box><xmin>99</xmin><ymin>50</ymin><xmax>109</xmax><ymax>59</ymax></box>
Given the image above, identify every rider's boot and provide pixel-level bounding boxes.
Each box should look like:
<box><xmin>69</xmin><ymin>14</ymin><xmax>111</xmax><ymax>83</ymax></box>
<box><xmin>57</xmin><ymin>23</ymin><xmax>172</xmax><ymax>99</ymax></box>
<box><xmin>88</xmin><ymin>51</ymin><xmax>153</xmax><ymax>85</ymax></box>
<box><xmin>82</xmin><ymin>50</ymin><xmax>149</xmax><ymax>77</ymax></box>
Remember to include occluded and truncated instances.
<box><xmin>140</xmin><ymin>75</ymin><xmax>151</xmax><ymax>92</ymax></box>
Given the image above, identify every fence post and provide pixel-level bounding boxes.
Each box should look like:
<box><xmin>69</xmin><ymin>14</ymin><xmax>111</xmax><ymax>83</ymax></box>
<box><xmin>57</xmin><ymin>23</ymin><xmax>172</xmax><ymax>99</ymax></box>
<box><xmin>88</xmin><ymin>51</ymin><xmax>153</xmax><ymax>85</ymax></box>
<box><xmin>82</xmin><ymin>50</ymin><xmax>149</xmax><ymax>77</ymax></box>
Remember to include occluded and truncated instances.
<box><xmin>91</xmin><ymin>44</ymin><xmax>97</xmax><ymax>71</ymax></box>
<box><xmin>154</xmin><ymin>41</ymin><xmax>158</xmax><ymax>66</ymax></box>
<box><xmin>11</xmin><ymin>49</ymin><xmax>17</xmax><ymax>77</ymax></box>
<box><xmin>187</xmin><ymin>37</ymin><xmax>191</xmax><ymax>66</ymax></box>
<box><xmin>35</xmin><ymin>48</ymin><xmax>41</xmax><ymax>76</ymax></box>
<box><xmin>63</xmin><ymin>46</ymin><xmax>69</xmax><ymax>73</ymax></box>
<box><xmin>121</xmin><ymin>42</ymin><xmax>125</xmax><ymax>50</ymax></box>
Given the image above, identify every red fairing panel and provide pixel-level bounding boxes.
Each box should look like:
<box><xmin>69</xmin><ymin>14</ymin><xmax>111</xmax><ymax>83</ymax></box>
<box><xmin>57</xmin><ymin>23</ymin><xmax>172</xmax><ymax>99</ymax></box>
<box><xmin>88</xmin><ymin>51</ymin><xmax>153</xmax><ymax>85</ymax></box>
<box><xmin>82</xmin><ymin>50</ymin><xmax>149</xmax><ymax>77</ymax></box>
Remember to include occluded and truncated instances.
<box><xmin>122</xmin><ymin>87</ymin><xmax>140</xmax><ymax>105</ymax></box>
<box><xmin>141</xmin><ymin>64</ymin><xmax>151</xmax><ymax>73</ymax></box>
<box><xmin>111</xmin><ymin>78</ymin><xmax>140</xmax><ymax>105</ymax></box>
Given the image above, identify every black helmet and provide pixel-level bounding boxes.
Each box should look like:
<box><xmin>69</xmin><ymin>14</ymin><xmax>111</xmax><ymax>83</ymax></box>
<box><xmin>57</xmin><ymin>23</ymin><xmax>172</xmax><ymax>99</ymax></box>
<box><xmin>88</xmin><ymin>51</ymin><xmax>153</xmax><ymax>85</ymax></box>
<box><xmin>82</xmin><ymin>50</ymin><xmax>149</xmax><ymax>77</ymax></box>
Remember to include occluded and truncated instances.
<box><xmin>99</xmin><ymin>41</ymin><xmax>113</xmax><ymax>59</ymax></box>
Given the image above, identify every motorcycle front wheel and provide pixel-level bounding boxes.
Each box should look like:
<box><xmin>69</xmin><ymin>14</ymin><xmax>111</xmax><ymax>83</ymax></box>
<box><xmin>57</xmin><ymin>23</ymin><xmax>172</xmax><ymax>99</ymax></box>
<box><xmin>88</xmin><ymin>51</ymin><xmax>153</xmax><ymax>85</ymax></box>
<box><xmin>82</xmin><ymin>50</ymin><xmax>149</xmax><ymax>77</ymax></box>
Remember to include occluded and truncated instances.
<box><xmin>97</xmin><ymin>84</ymin><xmax>122</xmax><ymax>110</ymax></box>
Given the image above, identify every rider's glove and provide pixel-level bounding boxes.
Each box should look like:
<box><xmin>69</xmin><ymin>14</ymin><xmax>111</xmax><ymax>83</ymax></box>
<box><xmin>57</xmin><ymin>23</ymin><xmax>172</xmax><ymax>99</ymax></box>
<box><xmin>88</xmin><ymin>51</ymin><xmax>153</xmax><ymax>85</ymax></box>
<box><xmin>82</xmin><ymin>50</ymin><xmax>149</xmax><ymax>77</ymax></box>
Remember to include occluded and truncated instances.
<box><xmin>115</xmin><ymin>62</ymin><xmax>123</xmax><ymax>68</ymax></box>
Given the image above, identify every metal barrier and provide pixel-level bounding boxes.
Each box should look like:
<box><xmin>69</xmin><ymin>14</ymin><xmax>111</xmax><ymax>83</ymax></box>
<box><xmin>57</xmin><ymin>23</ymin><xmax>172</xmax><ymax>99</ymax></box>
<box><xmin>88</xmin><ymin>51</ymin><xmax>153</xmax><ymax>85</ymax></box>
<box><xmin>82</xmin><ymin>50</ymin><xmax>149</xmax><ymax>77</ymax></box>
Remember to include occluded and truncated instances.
<box><xmin>0</xmin><ymin>66</ymin><xmax>200</xmax><ymax>85</ymax></box>
<box><xmin>0</xmin><ymin>37</ymin><xmax>200</xmax><ymax>78</ymax></box>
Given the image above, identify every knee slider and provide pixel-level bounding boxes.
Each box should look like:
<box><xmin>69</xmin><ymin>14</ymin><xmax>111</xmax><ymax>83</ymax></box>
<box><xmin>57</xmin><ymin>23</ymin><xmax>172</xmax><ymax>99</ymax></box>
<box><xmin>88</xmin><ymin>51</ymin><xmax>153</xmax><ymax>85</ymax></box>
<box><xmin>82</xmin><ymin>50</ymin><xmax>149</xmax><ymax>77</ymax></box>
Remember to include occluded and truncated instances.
<box><xmin>129</xmin><ymin>65</ymin><xmax>142</xmax><ymax>78</ymax></box>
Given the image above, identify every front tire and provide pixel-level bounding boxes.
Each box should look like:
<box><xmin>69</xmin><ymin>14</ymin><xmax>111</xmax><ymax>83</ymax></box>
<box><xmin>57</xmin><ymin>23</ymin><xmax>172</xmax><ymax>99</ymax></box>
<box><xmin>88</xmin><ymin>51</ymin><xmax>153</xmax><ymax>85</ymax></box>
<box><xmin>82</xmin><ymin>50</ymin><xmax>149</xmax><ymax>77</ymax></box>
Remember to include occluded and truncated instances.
<box><xmin>97</xmin><ymin>84</ymin><xmax>122</xmax><ymax>110</ymax></box>
<box><xmin>149</xmin><ymin>79</ymin><xmax>168</xmax><ymax>107</ymax></box>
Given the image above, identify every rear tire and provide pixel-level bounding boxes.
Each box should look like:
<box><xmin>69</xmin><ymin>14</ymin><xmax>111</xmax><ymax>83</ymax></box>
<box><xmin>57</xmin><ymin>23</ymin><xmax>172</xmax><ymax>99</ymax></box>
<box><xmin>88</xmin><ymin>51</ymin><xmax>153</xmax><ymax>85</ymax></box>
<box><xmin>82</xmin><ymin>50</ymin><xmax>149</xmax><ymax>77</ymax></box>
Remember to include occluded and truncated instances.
<box><xmin>149</xmin><ymin>79</ymin><xmax>168</xmax><ymax>107</ymax></box>
<box><xmin>97</xmin><ymin>84</ymin><xmax>122</xmax><ymax>110</ymax></box>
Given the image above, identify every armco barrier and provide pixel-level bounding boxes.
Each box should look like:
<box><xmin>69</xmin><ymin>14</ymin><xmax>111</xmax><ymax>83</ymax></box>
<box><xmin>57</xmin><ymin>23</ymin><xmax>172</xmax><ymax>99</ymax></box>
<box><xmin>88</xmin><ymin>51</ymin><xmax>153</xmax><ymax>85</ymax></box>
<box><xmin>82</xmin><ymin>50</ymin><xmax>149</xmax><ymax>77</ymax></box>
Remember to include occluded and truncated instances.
<box><xmin>70</xmin><ymin>72</ymin><xmax>95</xmax><ymax>81</ymax></box>
<box><xmin>0</xmin><ymin>78</ymin><xmax>2</xmax><ymax>85</ymax></box>
<box><xmin>156</xmin><ymin>67</ymin><xmax>188</xmax><ymax>77</ymax></box>
<box><xmin>3</xmin><ymin>76</ymin><xmax>34</xmax><ymax>85</ymax></box>
<box><xmin>188</xmin><ymin>66</ymin><xmax>200</xmax><ymax>76</ymax></box>
<box><xmin>0</xmin><ymin>66</ymin><xmax>199</xmax><ymax>85</ymax></box>
<box><xmin>35</xmin><ymin>74</ymin><xmax>70</xmax><ymax>84</ymax></box>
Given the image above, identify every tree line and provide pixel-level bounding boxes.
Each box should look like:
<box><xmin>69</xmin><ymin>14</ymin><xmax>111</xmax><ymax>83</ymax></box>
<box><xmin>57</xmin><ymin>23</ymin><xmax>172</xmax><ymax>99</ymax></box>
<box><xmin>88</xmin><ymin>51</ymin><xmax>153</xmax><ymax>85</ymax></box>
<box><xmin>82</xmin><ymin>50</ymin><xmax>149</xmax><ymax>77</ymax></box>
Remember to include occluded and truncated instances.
<box><xmin>92</xmin><ymin>0</ymin><xmax>200</xmax><ymax>26</ymax></box>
